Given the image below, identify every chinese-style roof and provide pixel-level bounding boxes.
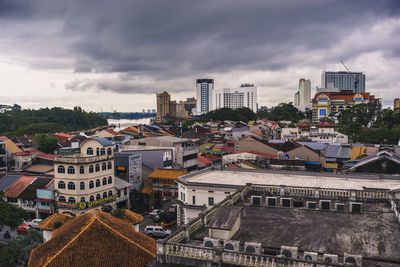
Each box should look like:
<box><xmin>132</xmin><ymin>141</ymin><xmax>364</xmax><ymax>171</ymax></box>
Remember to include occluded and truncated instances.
<box><xmin>4</xmin><ymin>175</ymin><xmax>36</xmax><ymax>198</ymax></box>
<box><xmin>52</xmin><ymin>133</ymin><xmax>74</xmax><ymax>142</ymax></box>
<box><xmin>39</xmin><ymin>213</ymin><xmax>73</xmax><ymax>231</ymax></box>
<box><xmin>28</xmin><ymin>210</ymin><xmax>156</xmax><ymax>267</ymax></box>
<box><xmin>147</xmin><ymin>169</ymin><xmax>186</xmax><ymax>180</ymax></box>
<box><xmin>316</xmin><ymin>122</ymin><xmax>336</xmax><ymax>128</ymax></box>
<box><xmin>297</xmin><ymin>123</ymin><xmax>310</xmax><ymax>128</ymax></box>
<box><xmin>23</xmin><ymin>147</ymin><xmax>57</xmax><ymax>160</ymax></box>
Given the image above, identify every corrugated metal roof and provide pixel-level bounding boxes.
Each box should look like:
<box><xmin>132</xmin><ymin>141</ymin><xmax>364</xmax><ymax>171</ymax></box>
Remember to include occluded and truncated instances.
<box><xmin>4</xmin><ymin>176</ymin><xmax>36</xmax><ymax>198</ymax></box>
<box><xmin>93</xmin><ymin>137</ymin><xmax>113</xmax><ymax>146</ymax></box>
<box><xmin>365</xmin><ymin>146</ymin><xmax>380</xmax><ymax>155</ymax></box>
<box><xmin>337</xmin><ymin>145</ymin><xmax>352</xmax><ymax>159</ymax></box>
<box><xmin>298</xmin><ymin>142</ymin><xmax>327</xmax><ymax>151</ymax></box>
<box><xmin>0</xmin><ymin>174</ymin><xmax>22</xmax><ymax>192</ymax></box>
<box><xmin>324</xmin><ymin>144</ymin><xmax>340</xmax><ymax>158</ymax></box>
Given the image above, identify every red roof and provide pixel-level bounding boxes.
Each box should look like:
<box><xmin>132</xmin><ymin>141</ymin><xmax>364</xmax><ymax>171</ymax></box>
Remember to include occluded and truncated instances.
<box><xmin>203</xmin><ymin>154</ymin><xmax>221</xmax><ymax>163</ymax></box>
<box><xmin>4</xmin><ymin>176</ymin><xmax>36</xmax><ymax>198</ymax></box>
<box><xmin>198</xmin><ymin>154</ymin><xmax>212</xmax><ymax>165</ymax></box>
<box><xmin>23</xmin><ymin>147</ymin><xmax>57</xmax><ymax>160</ymax></box>
<box><xmin>312</xmin><ymin>92</ymin><xmax>374</xmax><ymax>102</ymax></box>
<box><xmin>245</xmin><ymin>150</ymin><xmax>276</xmax><ymax>159</ymax></box>
<box><xmin>227</xmin><ymin>164</ymin><xmax>240</xmax><ymax>168</ymax></box>
<box><xmin>105</xmin><ymin>129</ymin><xmax>121</xmax><ymax>136</ymax></box>
<box><xmin>53</xmin><ymin>133</ymin><xmax>74</xmax><ymax>142</ymax></box>
<box><xmin>14</xmin><ymin>152</ymin><xmax>32</xmax><ymax>156</ymax></box>
<box><xmin>0</xmin><ymin>136</ymin><xmax>10</xmax><ymax>141</ymax></box>
<box><xmin>317</xmin><ymin>122</ymin><xmax>335</xmax><ymax>128</ymax></box>
<box><xmin>250</xmin><ymin>129</ymin><xmax>262</xmax><ymax>136</ymax></box>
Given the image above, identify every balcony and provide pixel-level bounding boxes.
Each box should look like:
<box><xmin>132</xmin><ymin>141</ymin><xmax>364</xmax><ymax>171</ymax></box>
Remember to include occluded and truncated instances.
<box><xmin>55</xmin><ymin>154</ymin><xmax>114</xmax><ymax>164</ymax></box>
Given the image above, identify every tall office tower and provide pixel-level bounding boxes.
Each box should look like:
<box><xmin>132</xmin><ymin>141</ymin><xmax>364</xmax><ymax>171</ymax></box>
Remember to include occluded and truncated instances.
<box><xmin>214</xmin><ymin>84</ymin><xmax>257</xmax><ymax>112</ymax></box>
<box><xmin>294</xmin><ymin>79</ymin><xmax>311</xmax><ymax>111</ymax></box>
<box><xmin>196</xmin><ymin>79</ymin><xmax>214</xmax><ymax>114</ymax></box>
<box><xmin>156</xmin><ymin>91</ymin><xmax>171</xmax><ymax>119</ymax></box>
<box><xmin>321</xmin><ymin>71</ymin><xmax>365</xmax><ymax>93</ymax></box>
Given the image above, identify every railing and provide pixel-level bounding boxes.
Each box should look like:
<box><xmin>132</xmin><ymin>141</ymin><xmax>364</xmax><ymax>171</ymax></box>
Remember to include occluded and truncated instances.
<box><xmin>187</xmin><ymin>218</ymin><xmax>203</xmax><ymax>235</ymax></box>
<box><xmin>165</xmin><ymin>243</ymin><xmax>215</xmax><ymax>261</ymax></box>
<box><xmin>168</xmin><ymin>230</ymin><xmax>185</xmax><ymax>243</ymax></box>
<box><xmin>55</xmin><ymin>154</ymin><xmax>114</xmax><ymax>164</ymax></box>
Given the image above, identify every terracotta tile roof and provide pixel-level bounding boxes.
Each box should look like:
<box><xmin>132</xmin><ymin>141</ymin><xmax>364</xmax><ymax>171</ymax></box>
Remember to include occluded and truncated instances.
<box><xmin>104</xmin><ymin>129</ymin><xmax>121</xmax><ymax>136</ymax></box>
<box><xmin>227</xmin><ymin>164</ymin><xmax>240</xmax><ymax>168</ymax></box>
<box><xmin>250</xmin><ymin>129</ymin><xmax>262</xmax><ymax>136</ymax></box>
<box><xmin>121</xmin><ymin>209</ymin><xmax>144</xmax><ymax>225</ymax></box>
<box><xmin>147</xmin><ymin>169</ymin><xmax>186</xmax><ymax>180</ymax></box>
<box><xmin>28</xmin><ymin>210</ymin><xmax>156</xmax><ymax>267</ymax></box>
<box><xmin>23</xmin><ymin>147</ymin><xmax>57</xmax><ymax>160</ymax></box>
<box><xmin>198</xmin><ymin>154</ymin><xmax>212</xmax><ymax>165</ymax></box>
<box><xmin>4</xmin><ymin>176</ymin><xmax>36</xmax><ymax>198</ymax></box>
<box><xmin>0</xmin><ymin>136</ymin><xmax>10</xmax><ymax>141</ymax></box>
<box><xmin>39</xmin><ymin>213</ymin><xmax>73</xmax><ymax>231</ymax></box>
<box><xmin>204</xmin><ymin>154</ymin><xmax>221</xmax><ymax>163</ymax></box>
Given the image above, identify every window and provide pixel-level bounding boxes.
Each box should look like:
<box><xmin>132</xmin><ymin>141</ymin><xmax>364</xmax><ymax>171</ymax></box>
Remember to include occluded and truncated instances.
<box><xmin>80</xmin><ymin>182</ymin><xmax>85</xmax><ymax>190</ymax></box>
<box><xmin>96</xmin><ymin>179</ymin><xmax>100</xmax><ymax>187</ymax></box>
<box><xmin>68</xmin><ymin>182</ymin><xmax>75</xmax><ymax>190</ymax></box>
<box><xmin>89</xmin><ymin>180</ymin><xmax>94</xmax><ymax>189</ymax></box>
<box><xmin>117</xmin><ymin>190</ymin><xmax>121</xmax><ymax>197</ymax></box>
<box><xmin>107</xmin><ymin>148</ymin><xmax>112</xmax><ymax>155</ymax></box>
<box><xmin>87</xmin><ymin>147</ymin><xmax>93</xmax><ymax>155</ymax></box>
<box><xmin>80</xmin><ymin>197</ymin><xmax>86</xmax><ymax>203</ymax></box>
<box><xmin>103</xmin><ymin>192</ymin><xmax>107</xmax><ymax>198</ymax></box>
<box><xmin>58</xmin><ymin>165</ymin><xmax>65</xmax><ymax>173</ymax></box>
<box><xmin>192</xmin><ymin>196</ymin><xmax>196</xmax><ymax>205</ymax></box>
<box><xmin>108</xmin><ymin>176</ymin><xmax>112</xmax><ymax>184</ymax></box>
<box><xmin>89</xmin><ymin>165</ymin><xmax>94</xmax><ymax>173</ymax></box>
<box><xmin>101</xmin><ymin>148</ymin><xmax>105</xmax><ymax>155</ymax></box>
<box><xmin>124</xmin><ymin>188</ymin><xmax>127</xmax><ymax>195</ymax></box>
<box><xmin>67</xmin><ymin>166</ymin><xmax>75</xmax><ymax>174</ymax></box>
<box><xmin>108</xmin><ymin>190</ymin><xmax>113</xmax><ymax>197</ymax></box>
<box><xmin>107</xmin><ymin>162</ymin><xmax>112</xmax><ymax>169</ymax></box>
<box><xmin>208</xmin><ymin>190</ymin><xmax>214</xmax><ymax>193</ymax></box>
<box><xmin>90</xmin><ymin>195</ymin><xmax>94</xmax><ymax>202</ymax></box>
<box><xmin>208</xmin><ymin>197</ymin><xmax>214</xmax><ymax>206</ymax></box>
<box><xmin>96</xmin><ymin>194</ymin><xmax>101</xmax><ymax>200</ymax></box>
<box><xmin>79</xmin><ymin>166</ymin><xmax>84</xmax><ymax>174</ymax></box>
<box><xmin>96</xmin><ymin>148</ymin><xmax>100</xmax><ymax>156</ymax></box>
<box><xmin>103</xmin><ymin>177</ymin><xmax>107</xmax><ymax>185</ymax></box>
<box><xmin>102</xmin><ymin>163</ymin><xmax>106</xmax><ymax>171</ymax></box>
<box><xmin>58</xmin><ymin>181</ymin><xmax>65</xmax><ymax>189</ymax></box>
<box><xmin>7</xmin><ymin>197</ymin><xmax>18</xmax><ymax>203</ymax></box>
<box><xmin>68</xmin><ymin>197</ymin><xmax>76</xmax><ymax>203</ymax></box>
<box><xmin>59</xmin><ymin>196</ymin><xmax>66</xmax><ymax>202</ymax></box>
<box><xmin>95</xmin><ymin>164</ymin><xmax>100</xmax><ymax>172</ymax></box>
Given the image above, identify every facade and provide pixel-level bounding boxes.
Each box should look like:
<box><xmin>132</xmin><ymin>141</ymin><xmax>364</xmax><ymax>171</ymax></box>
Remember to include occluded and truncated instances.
<box><xmin>321</xmin><ymin>71</ymin><xmax>365</xmax><ymax>93</ymax></box>
<box><xmin>280</xmin><ymin>123</ymin><xmax>348</xmax><ymax>143</ymax></box>
<box><xmin>36</xmin><ymin>186</ymin><xmax>55</xmax><ymax>219</ymax></box>
<box><xmin>156</xmin><ymin>91</ymin><xmax>171</xmax><ymax>120</ymax></box>
<box><xmin>54</xmin><ymin>138</ymin><xmax>116</xmax><ymax>215</ymax></box>
<box><xmin>214</xmin><ymin>84</ymin><xmax>257</xmax><ymax>112</ymax></box>
<box><xmin>312</xmin><ymin>91</ymin><xmax>376</xmax><ymax>122</ymax></box>
<box><xmin>395</xmin><ymin>98</ymin><xmax>400</xmax><ymax>110</ymax></box>
<box><xmin>196</xmin><ymin>79</ymin><xmax>214</xmax><ymax>114</ymax></box>
<box><xmin>294</xmin><ymin>79</ymin><xmax>311</xmax><ymax>111</ymax></box>
<box><xmin>0</xmin><ymin>140</ymin><xmax>6</xmax><ymax>172</ymax></box>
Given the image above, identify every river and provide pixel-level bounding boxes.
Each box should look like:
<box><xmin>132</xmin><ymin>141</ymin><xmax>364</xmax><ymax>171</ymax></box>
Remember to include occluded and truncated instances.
<box><xmin>107</xmin><ymin>118</ymin><xmax>154</xmax><ymax>131</ymax></box>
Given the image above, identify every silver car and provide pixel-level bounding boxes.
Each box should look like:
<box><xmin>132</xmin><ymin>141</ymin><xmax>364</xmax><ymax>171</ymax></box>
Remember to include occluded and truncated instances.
<box><xmin>144</xmin><ymin>226</ymin><xmax>171</xmax><ymax>238</ymax></box>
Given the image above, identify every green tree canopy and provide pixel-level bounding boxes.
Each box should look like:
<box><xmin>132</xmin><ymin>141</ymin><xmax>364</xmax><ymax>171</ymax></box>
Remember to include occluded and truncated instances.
<box><xmin>35</xmin><ymin>134</ymin><xmax>59</xmax><ymax>153</ymax></box>
<box><xmin>257</xmin><ymin>102</ymin><xmax>304</xmax><ymax>123</ymax></box>
<box><xmin>201</xmin><ymin>107</ymin><xmax>256</xmax><ymax>122</ymax></box>
<box><xmin>0</xmin><ymin>198</ymin><xmax>30</xmax><ymax>229</ymax></box>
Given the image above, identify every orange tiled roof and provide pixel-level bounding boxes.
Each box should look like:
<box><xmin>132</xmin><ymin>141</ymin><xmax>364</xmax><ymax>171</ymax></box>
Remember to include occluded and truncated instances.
<box><xmin>147</xmin><ymin>169</ymin><xmax>186</xmax><ymax>180</ymax></box>
<box><xmin>28</xmin><ymin>210</ymin><xmax>156</xmax><ymax>267</ymax></box>
<box><xmin>39</xmin><ymin>213</ymin><xmax>73</xmax><ymax>231</ymax></box>
<box><xmin>198</xmin><ymin>154</ymin><xmax>212</xmax><ymax>165</ymax></box>
<box><xmin>4</xmin><ymin>176</ymin><xmax>36</xmax><ymax>198</ymax></box>
<box><xmin>104</xmin><ymin>129</ymin><xmax>121</xmax><ymax>136</ymax></box>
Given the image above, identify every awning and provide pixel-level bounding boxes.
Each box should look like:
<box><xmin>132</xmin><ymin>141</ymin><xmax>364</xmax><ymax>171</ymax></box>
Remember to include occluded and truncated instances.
<box><xmin>142</xmin><ymin>185</ymin><xmax>153</xmax><ymax>194</ymax></box>
<box><xmin>305</xmin><ymin>161</ymin><xmax>321</xmax><ymax>165</ymax></box>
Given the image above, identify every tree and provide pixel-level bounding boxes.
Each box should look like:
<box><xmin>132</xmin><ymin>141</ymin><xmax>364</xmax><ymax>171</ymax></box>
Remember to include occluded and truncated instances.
<box><xmin>257</xmin><ymin>102</ymin><xmax>303</xmax><ymax>123</ymax></box>
<box><xmin>35</xmin><ymin>134</ymin><xmax>58</xmax><ymax>153</ymax></box>
<box><xmin>201</xmin><ymin>107</ymin><xmax>256</xmax><ymax>122</ymax></box>
<box><xmin>0</xmin><ymin>198</ymin><xmax>30</xmax><ymax>229</ymax></box>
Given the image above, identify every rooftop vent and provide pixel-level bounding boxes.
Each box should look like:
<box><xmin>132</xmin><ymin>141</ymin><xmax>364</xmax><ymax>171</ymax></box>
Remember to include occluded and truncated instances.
<box><xmin>323</xmin><ymin>254</ymin><xmax>338</xmax><ymax>264</ymax></box>
<box><xmin>303</xmin><ymin>252</ymin><xmax>318</xmax><ymax>262</ymax></box>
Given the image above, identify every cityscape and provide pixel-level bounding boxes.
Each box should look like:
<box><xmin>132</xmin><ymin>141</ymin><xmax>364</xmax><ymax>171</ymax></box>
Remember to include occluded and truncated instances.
<box><xmin>1</xmin><ymin>1</ymin><xmax>400</xmax><ymax>267</ymax></box>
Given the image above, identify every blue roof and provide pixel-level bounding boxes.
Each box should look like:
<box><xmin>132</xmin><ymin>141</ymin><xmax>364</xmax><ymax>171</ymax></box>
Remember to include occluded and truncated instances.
<box><xmin>0</xmin><ymin>175</ymin><xmax>22</xmax><ymax>192</ymax></box>
<box><xmin>93</xmin><ymin>137</ymin><xmax>113</xmax><ymax>147</ymax></box>
<box><xmin>324</xmin><ymin>144</ymin><xmax>340</xmax><ymax>158</ymax></box>
<box><xmin>297</xmin><ymin>142</ymin><xmax>326</xmax><ymax>151</ymax></box>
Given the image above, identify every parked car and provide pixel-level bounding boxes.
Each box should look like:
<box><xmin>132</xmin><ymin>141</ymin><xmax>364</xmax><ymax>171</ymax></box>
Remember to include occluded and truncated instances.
<box><xmin>153</xmin><ymin>211</ymin><xmax>177</xmax><ymax>223</ymax></box>
<box><xmin>25</xmin><ymin>219</ymin><xmax>43</xmax><ymax>229</ymax></box>
<box><xmin>149</xmin><ymin>209</ymin><xmax>164</xmax><ymax>218</ymax></box>
<box><xmin>144</xmin><ymin>225</ymin><xmax>171</xmax><ymax>238</ymax></box>
<box><xmin>17</xmin><ymin>224</ymin><xmax>32</xmax><ymax>235</ymax></box>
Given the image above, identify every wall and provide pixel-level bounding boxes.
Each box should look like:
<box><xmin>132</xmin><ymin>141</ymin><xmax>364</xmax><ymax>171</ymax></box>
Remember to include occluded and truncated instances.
<box><xmin>235</xmin><ymin>138</ymin><xmax>278</xmax><ymax>155</ymax></box>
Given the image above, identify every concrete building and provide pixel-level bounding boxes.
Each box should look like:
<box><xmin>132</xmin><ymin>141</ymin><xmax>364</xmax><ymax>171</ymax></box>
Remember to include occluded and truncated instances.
<box><xmin>0</xmin><ymin>140</ymin><xmax>6</xmax><ymax>172</ymax></box>
<box><xmin>294</xmin><ymin>79</ymin><xmax>311</xmax><ymax>111</ymax></box>
<box><xmin>214</xmin><ymin>84</ymin><xmax>257</xmax><ymax>112</ymax></box>
<box><xmin>280</xmin><ymin>122</ymin><xmax>348</xmax><ymax>143</ymax></box>
<box><xmin>121</xmin><ymin>136</ymin><xmax>198</xmax><ymax>171</ymax></box>
<box><xmin>196</xmin><ymin>79</ymin><xmax>214</xmax><ymax>114</ymax></box>
<box><xmin>156</xmin><ymin>91</ymin><xmax>171</xmax><ymax>121</ymax></box>
<box><xmin>54</xmin><ymin>137</ymin><xmax>116</xmax><ymax>215</ymax></box>
<box><xmin>322</xmin><ymin>71</ymin><xmax>365</xmax><ymax>93</ymax></box>
<box><xmin>394</xmin><ymin>98</ymin><xmax>400</xmax><ymax>110</ymax></box>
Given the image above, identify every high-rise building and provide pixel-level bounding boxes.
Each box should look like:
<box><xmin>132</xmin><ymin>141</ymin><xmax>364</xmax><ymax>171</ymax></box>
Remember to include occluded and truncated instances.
<box><xmin>294</xmin><ymin>79</ymin><xmax>311</xmax><ymax>111</ymax></box>
<box><xmin>156</xmin><ymin>91</ymin><xmax>171</xmax><ymax>120</ymax></box>
<box><xmin>196</xmin><ymin>79</ymin><xmax>214</xmax><ymax>114</ymax></box>
<box><xmin>321</xmin><ymin>71</ymin><xmax>365</xmax><ymax>93</ymax></box>
<box><xmin>394</xmin><ymin>98</ymin><xmax>400</xmax><ymax>110</ymax></box>
<box><xmin>214</xmin><ymin>84</ymin><xmax>257</xmax><ymax>112</ymax></box>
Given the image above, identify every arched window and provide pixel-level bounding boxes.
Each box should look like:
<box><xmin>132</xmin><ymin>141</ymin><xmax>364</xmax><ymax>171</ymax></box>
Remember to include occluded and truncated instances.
<box><xmin>103</xmin><ymin>177</ymin><xmax>107</xmax><ymax>185</ymax></box>
<box><xmin>101</xmin><ymin>148</ymin><xmax>105</xmax><ymax>155</ymax></box>
<box><xmin>103</xmin><ymin>192</ymin><xmax>107</xmax><ymax>198</ymax></box>
<box><xmin>68</xmin><ymin>197</ymin><xmax>76</xmax><ymax>203</ymax></box>
<box><xmin>79</xmin><ymin>166</ymin><xmax>84</xmax><ymax>174</ymax></box>
<box><xmin>89</xmin><ymin>180</ymin><xmax>94</xmax><ymax>189</ymax></box>
<box><xmin>107</xmin><ymin>162</ymin><xmax>112</xmax><ymax>169</ymax></box>
<box><xmin>107</xmin><ymin>148</ymin><xmax>112</xmax><ymax>155</ymax></box>
<box><xmin>102</xmin><ymin>163</ymin><xmax>106</xmax><ymax>171</ymax></box>
<box><xmin>96</xmin><ymin>179</ymin><xmax>100</xmax><ymax>187</ymax></box>
<box><xmin>108</xmin><ymin>190</ymin><xmax>113</xmax><ymax>197</ymax></box>
<box><xmin>96</xmin><ymin>148</ymin><xmax>100</xmax><ymax>156</ymax></box>
<box><xmin>59</xmin><ymin>196</ymin><xmax>66</xmax><ymax>202</ymax></box>
<box><xmin>58</xmin><ymin>165</ymin><xmax>65</xmax><ymax>173</ymax></box>
<box><xmin>108</xmin><ymin>176</ymin><xmax>112</xmax><ymax>184</ymax></box>
<box><xmin>89</xmin><ymin>165</ymin><xmax>94</xmax><ymax>173</ymax></box>
<box><xmin>80</xmin><ymin>197</ymin><xmax>85</xmax><ymax>203</ymax></box>
<box><xmin>80</xmin><ymin>182</ymin><xmax>85</xmax><ymax>190</ymax></box>
<box><xmin>68</xmin><ymin>182</ymin><xmax>75</xmax><ymax>190</ymax></box>
<box><xmin>96</xmin><ymin>194</ymin><xmax>101</xmax><ymax>200</ymax></box>
<box><xmin>95</xmin><ymin>164</ymin><xmax>100</xmax><ymax>172</ymax></box>
<box><xmin>58</xmin><ymin>181</ymin><xmax>65</xmax><ymax>189</ymax></box>
<box><xmin>338</xmin><ymin>106</ymin><xmax>344</xmax><ymax>111</ymax></box>
<box><xmin>67</xmin><ymin>166</ymin><xmax>75</xmax><ymax>174</ymax></box>
<box><xmin>87</xmin><ymin>147</ymin><xmax>93</xmax><ymax>155</ymax></box>
<box><xmin>89</xmin><ymin>195</ymin><xmax>94</xmax><ymax>202</ymax></box>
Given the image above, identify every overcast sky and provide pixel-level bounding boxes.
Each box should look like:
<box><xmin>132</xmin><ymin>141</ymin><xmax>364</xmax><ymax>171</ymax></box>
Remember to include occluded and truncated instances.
<box><xmin>1</xmin><ymin>0</ymin><xmax>399</xmax><ymax>112</ymax></box>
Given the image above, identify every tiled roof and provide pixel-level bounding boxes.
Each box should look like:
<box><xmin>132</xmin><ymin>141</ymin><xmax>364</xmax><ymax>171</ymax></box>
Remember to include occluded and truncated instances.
<box><xmin>198</xmin><ymin>154</ymin><xmax>212</xmax><ymax>165</ymax></box>
<box><xmin>0</xmin><ymin>174</ymin><xmax>22</xmax><ymax>192</ymax></box>
<box><xmin>18</xmin><ymin>177</ymin><xmax>53</xmax><ymax>200</ymax></box>
<box><xmin>227</xmin><ymin>164</ymin><xmax>240</xmax><ymax>168</ymax></box>
<box><xmin>147</xmin><ymin>169</ymin><xmax>186</xmax><ymax>180</ymax></box>
<box><xmin>28</xmin><ymin>210</ymin><xmax>156</xmax><ymax>267</ymax></box>
<box><xmin>245</xmin><ymin>150</ymin><xmax>277</xmax><ymax>159</ymax></box>
<box><xmin>39</xmin><ymin>213</ymin><xmax>73</xmax><ymax>231</ymax></box>
<box><xmin>104</xmin><ymin>129</ymin><xmax>121</xmax><ymax>136</ymax></box>
<box><xmin>122</xmin><ymin>209</ymin><xmax>143</xmax><ymax>225</ymax></box>
<box><xmin>4</xmin><ymin>176</ymin><xmax>36</xmax><ymax>198</ymax></box>
<box><xmin>204</xmin><ymin>154</ymin><xmax>221</xmax><ymax>163</ymax></box>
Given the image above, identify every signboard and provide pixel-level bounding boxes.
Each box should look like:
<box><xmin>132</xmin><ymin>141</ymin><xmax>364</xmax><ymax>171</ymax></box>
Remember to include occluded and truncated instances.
<box><xmin>56</xmin><ymin>195</ymin><xmax>116</xmax><ymax>210</ymax></box>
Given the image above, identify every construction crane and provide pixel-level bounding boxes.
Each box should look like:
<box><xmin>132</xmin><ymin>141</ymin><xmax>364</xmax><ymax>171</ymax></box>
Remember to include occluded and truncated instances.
<box><xmin>340</xmin><ymin>60</ymin><xmax>351</xmax><ymax>72</ymax></box>
<box><xmin>340</xmin><ymin>60</ymin><xmax>359</xmax><ymax>91</ymax></box>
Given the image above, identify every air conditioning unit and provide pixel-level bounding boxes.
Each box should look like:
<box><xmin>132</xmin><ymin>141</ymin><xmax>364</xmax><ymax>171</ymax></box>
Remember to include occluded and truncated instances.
<box><xmin>323</xmin><ymin>254</ymin><xmax>338</xmax><ymax>264</ymax></box>
<box><xmin>223</xmin><ymin>240</ymin><xmax>240</xmax><ymax>251</ymax></box>
<box><xmin>343</xmin><ymin>253</ymin><xmax>362</xmax><ymax>266</ymax></box>
<box><xmin>280</xmin><ymin>246</ymin><xmax>298</xmax><ymax>259</ymax></box>
<box><xmin>303</xmin><ymin>252</ymin><xmax>318</xmax><ymax>262</ymax></box>
<box><xmin>266</xmin><ymin>197</ymin><xmax>278</xmax><ymax>207</ymax></box>
<box><xmin>203</xmin><ymin>237</ymin><xmax>220</xmax><ymax>248</ymax></box>
<box><xmin>244</xmin><ymin>242</ymin><xmax>262</xmax><ymax>254</ymax></box>
<box><xmin>251</xmin><ymin>196</ymin><xmax>261</xmax><ymax>206</ymax></box>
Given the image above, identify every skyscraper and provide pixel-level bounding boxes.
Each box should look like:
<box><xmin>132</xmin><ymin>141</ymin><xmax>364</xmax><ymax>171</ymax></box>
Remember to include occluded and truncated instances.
<box><xmin>321</xmin><ymin>71</ymin><xmax>365</xmax><ymax>93</ymax></box>
<box><xmin>156</xmin><ymin>91</ymin><xmax>171</xmax><ymax>120</ymax></box>
<box><xmin>214</xmin><ymin>84</ymin><xmax>257</xmax><ymax>112</ymax></box>
<box><xmin>196</xmin><ymin>79</ymin><xmax>214</xmax><ymax>114</ymax></box>
<box><xmin>294</xmin><ymin>78</ymin><xmax>311</xmax><ymax>111</ymax></box>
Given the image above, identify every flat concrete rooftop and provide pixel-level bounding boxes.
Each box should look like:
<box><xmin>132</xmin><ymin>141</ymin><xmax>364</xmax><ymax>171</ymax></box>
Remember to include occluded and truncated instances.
<box><xmin>180</xmin><ymin>169</ymin><xmax>400</xmax><ymax>190</ymax></box>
